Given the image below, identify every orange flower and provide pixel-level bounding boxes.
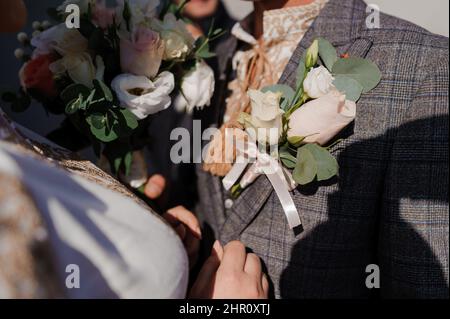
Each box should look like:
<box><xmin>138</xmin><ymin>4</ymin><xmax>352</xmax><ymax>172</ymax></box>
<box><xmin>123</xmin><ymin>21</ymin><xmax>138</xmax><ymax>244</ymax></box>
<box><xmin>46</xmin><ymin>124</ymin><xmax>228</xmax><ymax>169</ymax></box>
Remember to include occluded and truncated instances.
<box><xmin>19</xmin><ymin>54</ymin><xmax>58</xmax><ymax>98</ymax></box>
<box><xmin>341</xmin><ymin>53</ymin><xmax>350</xmax><ymax>59</ymax></box>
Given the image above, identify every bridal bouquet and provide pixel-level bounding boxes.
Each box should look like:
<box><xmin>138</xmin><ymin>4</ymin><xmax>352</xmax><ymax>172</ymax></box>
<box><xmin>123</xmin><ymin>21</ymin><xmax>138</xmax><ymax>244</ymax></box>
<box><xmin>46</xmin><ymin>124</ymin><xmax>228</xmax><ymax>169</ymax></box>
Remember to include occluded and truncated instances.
<box><xmin>226</xmin><ymin>38</ymin><xmax>381</xmax><ymax>228</ymax></box>
<box><xmin>3</xmin><ymin>0</ymin><xmax>221</xmax><ymax>188</ymax></box>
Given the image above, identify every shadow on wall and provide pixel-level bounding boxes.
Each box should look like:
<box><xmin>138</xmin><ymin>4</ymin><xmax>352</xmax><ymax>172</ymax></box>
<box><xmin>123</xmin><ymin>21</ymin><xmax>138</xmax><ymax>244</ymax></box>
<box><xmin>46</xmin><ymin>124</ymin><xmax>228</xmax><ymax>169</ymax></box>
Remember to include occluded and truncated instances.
<box><xmin>280</xmin><ymin>115</ymin><xmax>449</xmax><ymax>298</ymax></box>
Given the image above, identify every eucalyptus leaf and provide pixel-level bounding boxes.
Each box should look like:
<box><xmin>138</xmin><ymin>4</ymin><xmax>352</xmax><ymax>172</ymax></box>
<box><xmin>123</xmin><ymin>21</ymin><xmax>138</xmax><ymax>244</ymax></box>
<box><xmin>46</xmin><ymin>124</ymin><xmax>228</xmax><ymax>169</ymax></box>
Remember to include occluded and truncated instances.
<box><xmin>124</xmin><ymin>151</ymin><xmax>133</xmax><ymax>176</ymax></box>
<box><xmin>65</xmin><ymin>96</ymin><xmax>84</xmax><ymax>114</ymax></box>
<box><xmin>87</xmin><ymin>113</ymin><xmax>106</xmax><ymax>129</ymax></box>
<box><xmin>119</xmin><ymin>108</ymin><xmax>138</xmax><ymax>130</ymax></box>
<box><xmin>293</xmin><ymin>146</ymin><xmax>317</xmax><ymax>185</ymax></box>
<box><xmin>304</xmin><ymin>144</ymin><xmax>339</xmax><ymax>181</ymax></box>
<box><xmin>60</xmin><ymin>83</ymin><xmax>90</xmax><ymax>103</ymax></box>
<box><xmin>332</xmin><ymin>57</ymin><xmax>381</xmax><ymax>93</ymax></box>
<box><xmin>261</xmin><ymin>84</ymin><xmax>295</xmax><ymax>111</ymax></box>
<box><xmin>318</xmin><ymin>37</ymin><xmax>338</xmax><ymax>71</ymax></box>
<box><xmin>279</xmin><ymin>144</ymin><xmax>297</xmax><ymax>169</ymax></box>
<box><xmin>333</xmin><ymin>75</ymin><xmax>364</xmax><ymax>102</ymax></box>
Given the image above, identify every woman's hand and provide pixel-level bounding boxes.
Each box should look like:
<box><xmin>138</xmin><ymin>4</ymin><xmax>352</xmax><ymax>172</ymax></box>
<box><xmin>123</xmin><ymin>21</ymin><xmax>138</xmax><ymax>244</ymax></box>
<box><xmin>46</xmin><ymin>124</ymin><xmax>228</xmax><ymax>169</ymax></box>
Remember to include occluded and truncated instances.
<box><xmin>189</xmin><ymin>241</ymin><xmax>269</xmax><ymax>299</ymax></box>
<box><xmin>163</xmin><ymin>206</ymin><xmax>201</xmax><ymax>269</ymax></box>
<box><xmin>144</xmin><ymin>175</ymin><xmax>202</xmax><ymax>269</ymax></box>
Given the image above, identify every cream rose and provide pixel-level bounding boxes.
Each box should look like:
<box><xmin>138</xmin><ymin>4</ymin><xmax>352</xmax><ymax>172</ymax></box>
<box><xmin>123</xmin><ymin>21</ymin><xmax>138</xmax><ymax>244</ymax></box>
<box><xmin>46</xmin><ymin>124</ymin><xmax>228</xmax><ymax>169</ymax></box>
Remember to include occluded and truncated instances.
<box><xmin>287</xmin><ymin>90</ymin><xmax>356</xmax><ymax>145</ymax></box>
<box><xmin>49</xmin><ymin>53</ymin><xmax>96</xmax><ymax>88</ymax></box>
<box><xmin>120</xmin><ymin>26</ymin><xmax>164</xmax><ymax>78</ymax></box>
<box><xmin>155</xmin><ymin>13</ymin><xmax>195</xmax><ymax>61</ymax></box>
<box><xmin>303</xmin><ymin>66</ymin><xmax>335</xmax><ymax>99</ymax></box>
<box><xmin>242</xmin><ymin>90</ymin><xmax>284</xmax><ymax>146</ymax></box>
<box><xmin>174</xmin><ymin>61</ymin><xmax>215</xmax><ymax>113</ymax></box>
<box><xmin>111</xmin><ymin>71</ymin><xmax>175</xmax><ymax>119</ymax></box>
<box><xmin>31</xmin><ymin>23</ymin><xmax>88</xmax><ymax>57</ymax></box>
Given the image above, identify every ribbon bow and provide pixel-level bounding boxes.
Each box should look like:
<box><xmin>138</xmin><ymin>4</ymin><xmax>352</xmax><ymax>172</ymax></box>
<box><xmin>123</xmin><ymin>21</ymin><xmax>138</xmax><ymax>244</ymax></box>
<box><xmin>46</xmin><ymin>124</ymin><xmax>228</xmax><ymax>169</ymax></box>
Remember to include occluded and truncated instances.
<box><xmin>222</xmin><ymin>135</ymin><xmax>302</xmax><ymax>229</ymax></box>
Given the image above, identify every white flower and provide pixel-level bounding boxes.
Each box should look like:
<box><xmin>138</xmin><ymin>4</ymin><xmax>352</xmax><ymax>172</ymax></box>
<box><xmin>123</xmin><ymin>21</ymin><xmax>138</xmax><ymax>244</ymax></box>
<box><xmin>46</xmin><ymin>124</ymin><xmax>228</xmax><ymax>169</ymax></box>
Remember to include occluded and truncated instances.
<box><xmin>303</xmin><ymin>66</ymin><xmax>335</xmax><ymax>99</ymax></box>
<box><xmin>111</xmin><ymin>71</ymin><xmax>175</xmax><ymax>119</ymax></box>
<box><xmin>153</xmin><ymin>13</ymin><xmax>195</xmax><ymax>61</ymax></box>
<box><xmin>175</xmin><ymin>61</ymin><xmax>215</xmax><ymax>113</ymax></box>
<box><xmin>31</xmin><ymin>23</ymin><xmax>88</xmax><ymax>57</ymax></box>
<box><xmin>242</xmin><ymin>90</ymin><xmax>284</xmax><ymax>146</ymax></box>
<box><xmin>49</xmin><ymin>53</ymin><xmax>96</xmax><ymax>88</ymax></box>
<box><xmin>288</xmin><ymin>90</ymin><xmax>356</xmax><ymax>145</ymax></box>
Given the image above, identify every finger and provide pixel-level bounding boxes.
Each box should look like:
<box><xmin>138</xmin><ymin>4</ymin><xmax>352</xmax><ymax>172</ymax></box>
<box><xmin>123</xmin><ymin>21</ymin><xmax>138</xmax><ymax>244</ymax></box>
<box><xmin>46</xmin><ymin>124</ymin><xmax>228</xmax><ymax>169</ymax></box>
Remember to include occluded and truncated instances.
<box><xmin>165</xmin><ymin>206</ymin><xmax>202</xmax><ymax>239</ymax></box>
<box><xmin>221</xmin><ymin>241</ymin><xmax>246</xmax><ymax>272</ymax></box>
<box><xmin>244</xmin><ymin>253</ymin><xmax>262</xmax><ymax>276</ymax></box>
<box><xmin>144</xmin><ymin>174</ymin><xmax>166</xmax><ymax>199</ymax></box>
<box><xmin>212</xmin><ymin>240</ymin><xmax>224</xmax><ymax>262</ymax></box>
<box><xmin>261</xmin><ymin>273</ymin><xmax>269</xmax><ymax>297</ymax></box>
<box><xmin>189</xmin><ymin>252</ymin><xmax>221</xmax><ymax>298</ymax></box>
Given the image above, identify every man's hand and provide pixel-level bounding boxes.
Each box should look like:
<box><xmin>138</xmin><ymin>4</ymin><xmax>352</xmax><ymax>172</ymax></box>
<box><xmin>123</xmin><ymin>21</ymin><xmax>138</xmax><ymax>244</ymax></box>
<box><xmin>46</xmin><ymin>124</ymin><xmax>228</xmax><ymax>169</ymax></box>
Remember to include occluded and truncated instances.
<box><xmin>190</xmin><ymin>241</ymin><xmax>269</xmax><ymax>299</ymax></box>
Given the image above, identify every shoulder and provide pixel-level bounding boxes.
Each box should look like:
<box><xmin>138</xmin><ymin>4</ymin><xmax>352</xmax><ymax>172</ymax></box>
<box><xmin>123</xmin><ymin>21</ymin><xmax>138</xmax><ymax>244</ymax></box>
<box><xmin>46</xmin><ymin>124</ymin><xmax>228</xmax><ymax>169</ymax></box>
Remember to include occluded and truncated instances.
<box><xmin>360</xmin><ymin>11</ymin><xmax>448</xmax><ymax>71</ymax></box>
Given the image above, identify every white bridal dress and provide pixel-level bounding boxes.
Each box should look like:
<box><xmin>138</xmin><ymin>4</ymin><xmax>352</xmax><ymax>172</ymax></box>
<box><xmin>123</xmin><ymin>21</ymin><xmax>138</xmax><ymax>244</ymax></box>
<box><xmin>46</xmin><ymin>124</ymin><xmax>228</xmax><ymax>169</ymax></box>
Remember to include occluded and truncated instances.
<box><xmin>0</xmin><ymin>112</ymin><xmax>188</xmax><ymax>299</ymax></box>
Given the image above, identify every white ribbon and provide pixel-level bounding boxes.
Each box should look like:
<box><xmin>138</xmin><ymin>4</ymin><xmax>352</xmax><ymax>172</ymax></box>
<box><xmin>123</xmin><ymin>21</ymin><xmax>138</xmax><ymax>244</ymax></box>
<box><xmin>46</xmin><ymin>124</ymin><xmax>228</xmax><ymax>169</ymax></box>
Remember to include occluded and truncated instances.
<box><xmin>222</xmin><ymin>140</ymin><xmax>302</xmax><ymax>229</ymax></box>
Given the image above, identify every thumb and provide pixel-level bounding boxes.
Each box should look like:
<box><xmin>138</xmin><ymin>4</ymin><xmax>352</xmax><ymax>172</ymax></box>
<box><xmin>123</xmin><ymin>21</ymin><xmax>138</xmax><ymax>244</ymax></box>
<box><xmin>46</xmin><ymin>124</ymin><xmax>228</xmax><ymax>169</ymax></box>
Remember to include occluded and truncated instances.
<box><xmin>144</xmin><ymin>174</ymin><xmax>166</xmax><ymax>199</ymax></box>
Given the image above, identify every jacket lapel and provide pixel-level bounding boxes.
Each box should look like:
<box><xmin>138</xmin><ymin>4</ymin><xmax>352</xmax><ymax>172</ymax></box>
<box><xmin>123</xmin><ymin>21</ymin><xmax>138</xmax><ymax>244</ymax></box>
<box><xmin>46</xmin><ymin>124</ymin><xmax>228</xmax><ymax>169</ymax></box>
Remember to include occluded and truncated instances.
<box><xmin>219</xmin><ymin>0</ymin><xmax>373</xmax><ymax>242</ymax></box>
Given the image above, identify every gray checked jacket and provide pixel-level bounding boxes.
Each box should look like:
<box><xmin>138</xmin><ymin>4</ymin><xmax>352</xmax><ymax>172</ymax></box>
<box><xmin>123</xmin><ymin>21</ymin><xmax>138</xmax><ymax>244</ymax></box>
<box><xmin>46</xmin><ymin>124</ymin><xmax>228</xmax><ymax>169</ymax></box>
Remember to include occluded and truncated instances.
<box><xmin>195</xmin><ymin>0</ymin><xmax>449</xmax><ymax>298</ymax></box>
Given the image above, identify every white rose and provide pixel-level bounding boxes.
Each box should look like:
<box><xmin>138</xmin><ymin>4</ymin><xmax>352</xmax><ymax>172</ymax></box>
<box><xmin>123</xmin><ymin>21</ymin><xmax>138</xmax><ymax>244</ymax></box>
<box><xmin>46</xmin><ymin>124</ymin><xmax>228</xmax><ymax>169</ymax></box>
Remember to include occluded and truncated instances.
<box><xmin>303</xmin><ymin>66</ymin><xmax>335</xmax><ymax>99</ymax></box>
<box><xmin>174</xmin><ymin>61</ymin><xmax>215</xmax><ymax>113</ymax></box>
<box><xmin>154</xmin><ymin>13</ymin><xmax>195</xmax><ymax>61</ymax></box>
<box><xmin>49</xmin><ymin>53</ymin><xmax>96</xmax><ymax>88</ymax></box>
<box><xmin>111</xmin><ymin>71</ymin><xmax>175</xmax><ymax>119</ymax></box>
<box><xmin>242</xmin><ymin>90</ymin><xmax>284</xmax><ymax>145</ymax></box>
<box><xmin>31</xmin><ymin>23</ymin><xmax>88</xmax><ymax>57</ymax></box>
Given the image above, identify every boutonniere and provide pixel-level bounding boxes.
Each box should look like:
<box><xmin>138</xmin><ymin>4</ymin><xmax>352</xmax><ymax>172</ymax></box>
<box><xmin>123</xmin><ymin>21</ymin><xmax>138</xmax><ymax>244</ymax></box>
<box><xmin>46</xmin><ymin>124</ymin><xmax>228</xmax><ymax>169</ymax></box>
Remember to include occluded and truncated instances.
<box><xmin>223</xmin><ymin>38</ymin><xmax>381</xmax><ymax>228</ymax></box>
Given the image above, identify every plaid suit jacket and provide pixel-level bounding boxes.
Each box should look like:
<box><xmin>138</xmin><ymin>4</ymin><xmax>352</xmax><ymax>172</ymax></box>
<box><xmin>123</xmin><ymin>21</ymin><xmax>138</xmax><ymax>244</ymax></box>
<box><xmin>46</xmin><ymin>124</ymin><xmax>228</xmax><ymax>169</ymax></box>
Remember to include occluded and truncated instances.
<box><xmin>195</xmin><ymin>0</ymin><xmax>449</xmax><ymax>298</ymax></box>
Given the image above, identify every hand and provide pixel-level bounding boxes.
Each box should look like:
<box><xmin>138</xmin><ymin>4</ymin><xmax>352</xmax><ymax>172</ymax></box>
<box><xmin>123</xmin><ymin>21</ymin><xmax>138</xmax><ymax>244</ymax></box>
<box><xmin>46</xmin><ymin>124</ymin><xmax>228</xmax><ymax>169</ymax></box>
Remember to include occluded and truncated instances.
<box><xmin>144</xmin><ymin>174</ymin><xmax>166</xmax><ymax>200</ymax></box>
<box><xmin>163</xmin><ymin>206</ymin><xmax>201</xmax><ymax>269</ymax></box>
<box><xmin>189</xmin><ymin>241</ymin><xmax>269</xmax><ymax>299</ymax></box>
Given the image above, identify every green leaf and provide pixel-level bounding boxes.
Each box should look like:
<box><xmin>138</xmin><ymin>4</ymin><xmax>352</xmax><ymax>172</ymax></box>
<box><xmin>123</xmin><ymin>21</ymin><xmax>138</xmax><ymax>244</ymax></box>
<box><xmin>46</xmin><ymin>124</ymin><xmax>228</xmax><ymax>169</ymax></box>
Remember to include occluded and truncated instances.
<box><xmin>93</xmin><ymin>79</ymin><xmax>113</xmax><ymax>102</ymax></box>
<box><xmin>87</xmin><ymin>113</ymin><xmax>106</xmax><ymax>129</ymax></box>
<box><xmin>60</xmin><ymin>83</ymin><xmax>90</xmax><ymax>103</ymax></box>
<box><xmin>318</xmin><ymin>37</ymin><xmax>338</xmax><ymax>71</ymax></box>
<box><xmin>119</xmin><ymin>108</ymin><xmax>138</xmax><ymax>130</ymax></box>
<box><xmin>333</xmin><ymin>75</ymin><xmax>364</xmax><ymax>102</ymax></box>
<box><xmin>287</xmin><ymin>135</ymin><xmax>306</xmax><ymax>148</ymax></box>
<box><xmin>65</xmin><ymin>95</ymin><xmax>84</xmax><ymax>114</ymax></box>
<box><xmin>261</xmin><ymin>84</ymin><xmax>295</xmax><ymax>111</ymax></box>
<box><xmin>280</xmin><ymin>151</ymin><xmax>297</xmax><ymax>169</ymax></box>
<box><xmin>304</xmin><ymin>144</ymin><xmax>339</xmax><ymax>181</ymax></box>
<box><xmin>332</xmin><ymin>57</ymin><xmax>381</xmax><ymax>93</ymax></box>
<box><xmin>293</xmin><ymin>146</ymin><xmax>317</xmax><ymax>185</ymax></box>
<box><xmin>295</xmin><ymin>59</ymin><xmax>307</xmax><ymax>89</ymax></box>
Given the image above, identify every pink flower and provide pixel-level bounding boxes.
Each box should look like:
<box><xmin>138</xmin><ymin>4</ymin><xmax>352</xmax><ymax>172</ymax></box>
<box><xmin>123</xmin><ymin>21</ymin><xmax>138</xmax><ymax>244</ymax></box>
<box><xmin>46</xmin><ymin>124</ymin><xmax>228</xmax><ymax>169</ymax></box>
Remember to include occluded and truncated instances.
<box><xmin>120</xmin><ymin>26</ymin><xmax>164</xmax><ymax>78</ymax></box>
<box><xmin>92</xmin><ymin>0</ymin><xmax>116</xmax><ymax>29</ymax></box>
<box><xmin>287</xmin><ymin>90</ymin><xmax>356</xmax><ymax>145</ymax></box>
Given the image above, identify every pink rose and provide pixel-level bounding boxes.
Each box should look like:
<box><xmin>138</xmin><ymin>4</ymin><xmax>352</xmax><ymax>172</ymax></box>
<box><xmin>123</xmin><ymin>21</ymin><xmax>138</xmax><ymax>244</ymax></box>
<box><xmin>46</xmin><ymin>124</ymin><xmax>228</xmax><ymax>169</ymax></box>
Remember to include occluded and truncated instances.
<box><xmin>287</xmin><ymin>90</ymin><xmax>356</xmax><ymax>145</ymax></box>
<box><xmin>120</xmin><ymin>26</ymin><xmax>164</xmax><ymax>78</ymax></box>
<box><xmin>92</xmin><ymin>0</ymin><xmax>115</xmax><ymax>29</ymax></box>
